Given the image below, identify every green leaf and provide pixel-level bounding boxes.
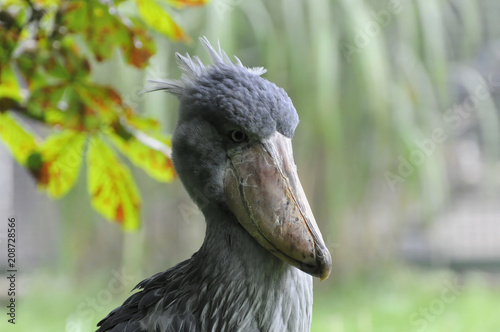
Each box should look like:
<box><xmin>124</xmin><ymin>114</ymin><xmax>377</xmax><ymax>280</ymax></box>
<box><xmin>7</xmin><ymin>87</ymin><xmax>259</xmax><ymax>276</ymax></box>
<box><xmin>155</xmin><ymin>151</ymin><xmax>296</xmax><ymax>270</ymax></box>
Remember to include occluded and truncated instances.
<box><xmin>121</xmin><ymin>18</ymin><xmax>156</xmax><ymax>68</ymax></box>
<box><xmin>62</xmin><ymin>0</ymin><xmax>130</xmax><ymax>62</ymax></box>
<box><xmin>29</xmin><ymin>84</ymin><xmax>88</xmax><ymax>129</ymax></box>
<box><xmin>27</xmin><ymin>84</ymin><xmax>67</xmax><ymax>121</ymax></box>
<box><xmin>27</xmin><ymin>83</ymin><xmax>124</xmax><ymax>131</ymax></box>
<box><xmin>0</xmin><ymin>112</ymin><xmax>39</xmax><ymax>165</ymax></box>
<box><xmin>14</xmin><ymin>37</ymin><xmax>88</xmax><ymax>89</ymax></box>
<box><xmin>28</xmin><ymin>130</ymin><xmax>86</xmax><ymax>198</ymax></box>
<box><xmin>14</xmin><ymin>33</ymin><xmax>83</xmax><ymax>89</ymax></box>
<box><xmin>60</xmin><ymin>1</ymin><xmax>88</xmax><ymax>31</ymax></box>
<box><xmin>15</xmin><ymin>50</ymin><xmax>47</xmax><ymax>89</ymax></box>
<box><xmin>75</xmin><ymin>83</ymin><xmax>122</xmax><ymax>124</ymax></box>
<box><xmin>62</xmin><ymin>0</ymin><xmax>156</xmax><ymax>67</ymax></box>
<box><xmin>41</xmin><ymin>37</ymin><xmax>91</xmax><ymax>80</ymax></box>
<box><xmin>0</xmin><ymin>10</ymin><xmax>22</xmax><ymax>64</ymax></box>
<box><xmin>109</xmin><ymin>132</ymin><xmax>176</xmax><ymax>182</ymax></box>
<box><xmin>87</xmin><ymin>137</ymin><xmax>141</xmax><ymax>230</ymax></box>
<box><xmin>136</xmin><ymin>0</ymin><xmax>190</xmax><ymax>41</ymax></box>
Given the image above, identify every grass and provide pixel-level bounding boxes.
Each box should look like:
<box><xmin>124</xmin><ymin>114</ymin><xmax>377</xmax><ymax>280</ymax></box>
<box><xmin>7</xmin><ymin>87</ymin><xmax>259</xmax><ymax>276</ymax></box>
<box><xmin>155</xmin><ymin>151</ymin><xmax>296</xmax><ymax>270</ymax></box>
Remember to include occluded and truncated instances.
<box><xmin>1</xmin><ymin>267</ymin><xmax>499</xmax><ymax>331</ymax></box>
<box><xmin>311</xmin><ymin>268</ymin><xmax>500</xmax><ymax>332</ymax></box>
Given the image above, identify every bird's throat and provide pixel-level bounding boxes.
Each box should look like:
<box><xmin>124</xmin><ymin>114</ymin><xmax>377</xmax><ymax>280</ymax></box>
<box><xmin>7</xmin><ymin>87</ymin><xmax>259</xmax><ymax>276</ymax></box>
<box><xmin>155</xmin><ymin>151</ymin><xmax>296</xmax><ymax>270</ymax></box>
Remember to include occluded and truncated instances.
<box><xmin>191</xmin><ymin>209</ymin><xmax>313</xmax><ymax>331</ymax></box>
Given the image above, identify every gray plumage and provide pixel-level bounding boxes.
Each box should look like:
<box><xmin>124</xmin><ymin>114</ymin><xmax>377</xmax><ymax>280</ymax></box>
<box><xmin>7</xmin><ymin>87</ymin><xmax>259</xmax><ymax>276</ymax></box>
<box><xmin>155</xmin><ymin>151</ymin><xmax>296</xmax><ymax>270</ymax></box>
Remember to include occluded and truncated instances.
<box><xmin>97</xmin><ymin>37</ymin><xmax>315</xmax><ymax>332</ymax></box>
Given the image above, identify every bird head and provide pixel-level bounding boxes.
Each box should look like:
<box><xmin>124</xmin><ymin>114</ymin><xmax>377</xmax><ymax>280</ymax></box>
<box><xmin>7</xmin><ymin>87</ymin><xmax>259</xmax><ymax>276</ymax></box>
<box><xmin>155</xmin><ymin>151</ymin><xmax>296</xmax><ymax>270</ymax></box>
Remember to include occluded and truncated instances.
<box><xmin>146</xmin><ymin>37</ymin><xmax>332</xmax><ymax>280</ymax></box>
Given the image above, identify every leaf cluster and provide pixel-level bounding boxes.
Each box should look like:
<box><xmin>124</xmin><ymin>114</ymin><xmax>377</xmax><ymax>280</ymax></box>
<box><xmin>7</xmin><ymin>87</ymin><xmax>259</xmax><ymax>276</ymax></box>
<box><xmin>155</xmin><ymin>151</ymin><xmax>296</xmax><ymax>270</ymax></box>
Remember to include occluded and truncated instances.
<box><xmin>0</xmin><ymin>0</ymin><xmax>207</xmax><ymax>229</ymax></box>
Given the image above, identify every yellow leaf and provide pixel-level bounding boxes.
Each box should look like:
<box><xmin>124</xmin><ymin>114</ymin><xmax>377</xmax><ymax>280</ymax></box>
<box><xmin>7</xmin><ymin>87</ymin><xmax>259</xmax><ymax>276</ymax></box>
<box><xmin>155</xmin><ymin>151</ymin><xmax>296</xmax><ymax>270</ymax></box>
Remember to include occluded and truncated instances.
<box><xmin>35</xmin><ymin>130</ymin><xmax>86</xmax><ymax>198</ymax></box>
<box><xmin>34</xmin><ymin>0</ymin><xmax>62</xmax><ymax>8</ymax></box>
<box><xmin>136</xmin><ymin>0</ymin><xmax>190</xmax><ymax>42</ymax></box>
<box><xmin>87</xmin><ymin>137</ymin><xmax>141</xmax><ymax>230</ymax></box>
<box><xmin>0</xmin><ymin>112</ymin><xmax>38</xmax><ymax>165</ymax></box>
<box><xmin>45</xmin><ymin>108</ymin><xmax>66</xmax><ymax>126</ymax></box>
<box><xmin>124</xmin><ymin>108</ymin><xmax>161</xmax><ymax>131</ymax></box>
<box><xmin>160</xmin><ymin>0</ymin><xmax>210</xmax><ymax>9</ymax></box>
<box><xmin>109</xmin><ymin>133</ymin><xmax>176</xmax><ymax>182</ymax></box>
<box><xmin>0</xmin><ymin>65</ymin><xmax>21</xmax><ymax>100</ymax></box>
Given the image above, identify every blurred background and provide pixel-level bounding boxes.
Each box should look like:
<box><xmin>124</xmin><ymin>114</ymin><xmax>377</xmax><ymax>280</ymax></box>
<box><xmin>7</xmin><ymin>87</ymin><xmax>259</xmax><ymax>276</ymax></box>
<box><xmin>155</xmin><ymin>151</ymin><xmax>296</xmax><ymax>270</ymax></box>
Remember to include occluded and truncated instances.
<box><xmin>2</xmin><ymin>0</ymin><xmax>500</xmax><ymax>331</ymax></box>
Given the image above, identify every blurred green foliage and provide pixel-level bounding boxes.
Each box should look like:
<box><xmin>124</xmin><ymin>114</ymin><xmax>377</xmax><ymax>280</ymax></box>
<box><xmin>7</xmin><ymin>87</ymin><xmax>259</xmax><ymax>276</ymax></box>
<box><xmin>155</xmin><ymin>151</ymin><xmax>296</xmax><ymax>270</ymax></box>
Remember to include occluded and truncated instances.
<box><xmin>193</xmin><ymin>0</ymin><xmax>499</xmax><ymax>274</ymax></box>
<box><xmin>6</xmin><ymin>269</ymin><xmax>500</xmax><ymax>331</ymax></box>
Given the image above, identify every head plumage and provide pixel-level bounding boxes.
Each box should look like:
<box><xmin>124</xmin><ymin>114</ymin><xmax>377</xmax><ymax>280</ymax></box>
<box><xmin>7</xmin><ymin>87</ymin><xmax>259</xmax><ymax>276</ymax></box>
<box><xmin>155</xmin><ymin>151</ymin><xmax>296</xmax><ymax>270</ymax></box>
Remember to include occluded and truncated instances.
<box><xmin>142</xmin><ymin>37</ymin><xmax>267</xmax><ymax>96</ymax></box>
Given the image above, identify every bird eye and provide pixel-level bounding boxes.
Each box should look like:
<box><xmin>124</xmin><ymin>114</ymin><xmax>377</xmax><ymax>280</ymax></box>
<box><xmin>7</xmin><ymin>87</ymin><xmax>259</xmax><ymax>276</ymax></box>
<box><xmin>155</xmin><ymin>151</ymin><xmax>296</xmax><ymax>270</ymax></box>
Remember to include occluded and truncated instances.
<box><xmin>230</xmin><ymin>130</ymin><xmax>247</xmax><ymax>143</ymax></box>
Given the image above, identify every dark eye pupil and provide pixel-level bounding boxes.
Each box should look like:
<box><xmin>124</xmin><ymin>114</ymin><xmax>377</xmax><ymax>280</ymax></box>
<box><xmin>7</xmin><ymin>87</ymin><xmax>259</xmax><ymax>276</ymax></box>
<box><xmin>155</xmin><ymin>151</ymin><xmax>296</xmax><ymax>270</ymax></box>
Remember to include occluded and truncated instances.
<box><xmin>230</xmin><ymin>130</ymin><xmax>246</xmax><ymax>143</ymax></box>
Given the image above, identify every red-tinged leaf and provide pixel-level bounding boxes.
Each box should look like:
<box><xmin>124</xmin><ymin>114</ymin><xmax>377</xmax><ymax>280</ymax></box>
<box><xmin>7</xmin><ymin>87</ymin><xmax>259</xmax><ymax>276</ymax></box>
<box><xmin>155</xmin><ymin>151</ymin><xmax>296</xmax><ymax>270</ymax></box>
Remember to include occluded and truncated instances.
<box><xmin>27</xmin><ymin>84</ymin><xmax>67</xmax><ymax>120</ymax></box>
<box><xmin>124</xmin><ymin>108</ymin><xmax>161</xmax><ymax>131</ymax></box>
<box><xmin>116</xmin><ymin>204</ymin><xmax>124</xmax><ymax>221</ymax></box>
<box><xmin>62</xmin><ymin>0</ymin><xmax>131</xmax><ymax>63</ymax></box>
<box><xmin>27</xmin><ymin>84</ymin><xmax>90</xmax><ymax>130</ymax></box>
<box><xmin>160</xmin><ymin>0</ymin><xmax>209</xmax><ymax>9</ymax></box>
<box><xmin>62</xmin><ymin>1</ymin><xmax>156</xmax><ymax>68</ymax></box>
<box><xmin>39</xmin><ymin>37</ymin><xmax>90</xmax><ymax>80</ymax></box>
<box><xmin>60</xmin><ymin>1</ymin><xmax>87</xmax><ymax>30</ymax></box>
<box><xmin>29</xmin><ymin>130</ymin><xmax>86</xmax><ymax>197</ymax></box>
<box><xmin>136</xmin><ymin>0</ymin><xmax>190</xmax><ymax>42</ymax></box>
<box><xmin>109</xmin><ymin>132</ymin><xmax>176</xmax><ymax>182</ymax></box>
<box><xmin>32</xmin><ymin>0</ymin><xmax>61</xmax><ymax>9</ymax></box>
<box><xmin>0</xmin><ymin>112</ymin><xmax>39</xmax><ymax>165</ymax></box>
<box><xmin>75</xmin><ymin>83</ymin><xmax>122</xmax><ymax>124</ymax></box>
<box><xmin>122</xmin><ymin>18</ymin><xmax>156</xmax><ymax>68</ymax></box>
<box><xmin>87</xmin><ymin>137</ymin><xmax>141</xmax><ymax>230</ymax></box>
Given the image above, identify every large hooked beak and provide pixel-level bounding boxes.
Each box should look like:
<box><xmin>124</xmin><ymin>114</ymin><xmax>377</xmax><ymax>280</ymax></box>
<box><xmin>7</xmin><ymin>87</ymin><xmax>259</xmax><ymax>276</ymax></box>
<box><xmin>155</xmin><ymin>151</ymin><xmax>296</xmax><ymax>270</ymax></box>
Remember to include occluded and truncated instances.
<box><xmin>224</xmin><ymin>132</ymin><xmax>332</xmax><ymax>280</ymax></box>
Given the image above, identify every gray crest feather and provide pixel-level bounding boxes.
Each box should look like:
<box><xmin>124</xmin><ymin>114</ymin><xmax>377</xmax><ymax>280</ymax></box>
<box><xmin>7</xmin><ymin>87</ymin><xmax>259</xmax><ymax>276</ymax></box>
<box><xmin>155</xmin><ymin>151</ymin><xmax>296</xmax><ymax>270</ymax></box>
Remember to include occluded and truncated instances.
<box><xmin>141</xmin><ymin>36</ymin><xmax>267</xmax><ymax>96</ymax></box>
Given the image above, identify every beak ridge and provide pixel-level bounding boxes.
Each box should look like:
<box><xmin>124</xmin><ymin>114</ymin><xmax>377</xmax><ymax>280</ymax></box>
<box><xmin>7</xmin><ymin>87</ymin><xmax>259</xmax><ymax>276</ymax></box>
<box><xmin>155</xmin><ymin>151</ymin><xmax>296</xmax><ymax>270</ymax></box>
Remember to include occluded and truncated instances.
<box><xmin>224</xmin><ymin>132</ymin><xmax>332</xmax><ymax>280</ymax></box>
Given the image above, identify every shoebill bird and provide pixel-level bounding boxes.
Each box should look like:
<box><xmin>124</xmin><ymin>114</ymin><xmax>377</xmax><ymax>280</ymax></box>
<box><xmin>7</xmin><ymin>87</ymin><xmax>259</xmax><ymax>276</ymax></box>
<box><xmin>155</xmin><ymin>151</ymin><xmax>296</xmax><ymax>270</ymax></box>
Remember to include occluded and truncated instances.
<box><xmin>97</xmin><ymin>37</ymin><xmax>332</xmax><ymax>332</ymax></box>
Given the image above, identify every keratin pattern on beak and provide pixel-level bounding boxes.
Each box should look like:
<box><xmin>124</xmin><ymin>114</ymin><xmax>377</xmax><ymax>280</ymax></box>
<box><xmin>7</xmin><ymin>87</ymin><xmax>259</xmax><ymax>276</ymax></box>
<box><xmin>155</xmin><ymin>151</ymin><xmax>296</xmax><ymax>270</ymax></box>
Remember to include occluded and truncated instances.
<box><xmin>224</xmin><ymin>132</ymin><xmax>332</xmax><ymax>280</ymax></box>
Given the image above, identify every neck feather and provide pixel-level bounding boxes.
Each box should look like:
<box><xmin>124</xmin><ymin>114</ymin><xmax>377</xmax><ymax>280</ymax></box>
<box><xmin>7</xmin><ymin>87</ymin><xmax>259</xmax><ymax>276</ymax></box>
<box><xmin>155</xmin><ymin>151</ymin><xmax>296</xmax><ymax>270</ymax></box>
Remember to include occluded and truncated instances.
<box><xmin>190</xmin><ymin>207</ymin><xmax>313</xmax><ymax>331</ymax></box>
<box><xmin>140</xmin><ymin>207</ymin><xmax>313</xmax><ymax>331</ymax></box>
